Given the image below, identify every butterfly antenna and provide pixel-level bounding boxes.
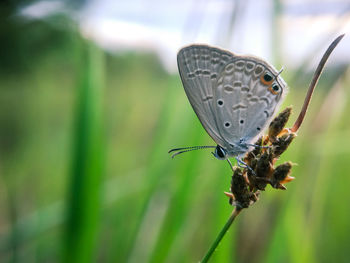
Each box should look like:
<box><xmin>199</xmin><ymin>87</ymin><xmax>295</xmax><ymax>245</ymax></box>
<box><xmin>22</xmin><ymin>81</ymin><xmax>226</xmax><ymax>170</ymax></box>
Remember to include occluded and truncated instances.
<box><xmin>276</xmin><ymin>67</ymin><xmax>284</xmax><ymax>79</ymax></box>
<box><xmin>168</xmin><ymin>146</ymin><xmax>216</xmax><ymax>158</ymax></box>
<box><xmin>227</xmin><ymin>159</ymin><xmax>234</xmax><ymax>172</ymax></box>
<box><xmin>168</xmin><ymin>145</ymin><xmax>215</xmax><ymax>153</ymax></box>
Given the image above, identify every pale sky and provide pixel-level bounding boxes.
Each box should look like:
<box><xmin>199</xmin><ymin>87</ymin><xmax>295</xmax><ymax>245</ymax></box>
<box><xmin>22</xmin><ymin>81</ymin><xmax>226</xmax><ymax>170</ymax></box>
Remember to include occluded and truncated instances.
<box><xmin>21</xmin><ymin>0</ymin><xmax>350</xmax><ymax>72</ymax></box>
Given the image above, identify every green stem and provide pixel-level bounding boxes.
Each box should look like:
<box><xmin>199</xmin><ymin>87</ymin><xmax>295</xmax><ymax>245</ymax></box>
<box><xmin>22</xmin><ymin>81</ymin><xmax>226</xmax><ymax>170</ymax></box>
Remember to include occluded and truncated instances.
<box><xmin>201</xmin><ymin>207</ymin><xmax>243</xmax><ymax>263</ymax></box>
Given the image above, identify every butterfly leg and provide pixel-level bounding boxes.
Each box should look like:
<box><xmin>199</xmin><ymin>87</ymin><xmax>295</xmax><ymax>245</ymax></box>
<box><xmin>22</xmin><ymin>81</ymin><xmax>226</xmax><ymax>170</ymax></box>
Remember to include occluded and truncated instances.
<box><xmin>211</xmin><ymin>152</ymin><xmax>234</xmax><ymax>172</ymax></box>
<box><xmin>235</xmin><ymin>157</ymin><xmax>255</xmax><ymax>175</ymax></box>
<box><xmin>227</xmin><ymin>159</ymin><xmax>234</xmax><ymax>172</ymax></box>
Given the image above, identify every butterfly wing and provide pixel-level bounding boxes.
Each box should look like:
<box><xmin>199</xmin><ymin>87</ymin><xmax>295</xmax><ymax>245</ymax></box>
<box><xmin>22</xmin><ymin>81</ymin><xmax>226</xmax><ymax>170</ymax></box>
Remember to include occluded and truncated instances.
<box><xmin>213</xmin><ymin>56</ymin><xmax>287</xmax><ymax>146</ymax></box>
<box><xmin>177</xmin><ymin>45</ymin><xmax>234</xmax><ymax>146</ymax></box>
<box><xmin>177</xmin><ymin>44</ymin><xmax>288</xmax><ymax>151</ymax></box>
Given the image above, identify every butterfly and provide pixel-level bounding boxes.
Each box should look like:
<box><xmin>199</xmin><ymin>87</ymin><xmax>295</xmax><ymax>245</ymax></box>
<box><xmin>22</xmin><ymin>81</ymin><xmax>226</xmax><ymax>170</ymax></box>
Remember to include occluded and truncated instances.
<box><xmin>169</xmin><ymin>44</ymin><xmax>287</xmax><ymax>169</ymax></box>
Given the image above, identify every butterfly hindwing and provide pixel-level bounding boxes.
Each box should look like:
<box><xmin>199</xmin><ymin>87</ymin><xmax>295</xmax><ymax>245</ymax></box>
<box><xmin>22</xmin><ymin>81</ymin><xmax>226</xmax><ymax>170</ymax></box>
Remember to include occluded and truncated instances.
<box><xmin>213</xmin><ymin>57</ymin><xmax>287</xmax><ymax>146</ymax></box>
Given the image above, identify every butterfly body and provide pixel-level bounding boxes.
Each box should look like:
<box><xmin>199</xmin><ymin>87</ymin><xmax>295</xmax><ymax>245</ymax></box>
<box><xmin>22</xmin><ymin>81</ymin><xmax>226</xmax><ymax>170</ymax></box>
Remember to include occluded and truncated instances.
<box><xmin>176</xmin><ymin>45</ymin><xmax>287</xmax><ymax>161</ymax></box>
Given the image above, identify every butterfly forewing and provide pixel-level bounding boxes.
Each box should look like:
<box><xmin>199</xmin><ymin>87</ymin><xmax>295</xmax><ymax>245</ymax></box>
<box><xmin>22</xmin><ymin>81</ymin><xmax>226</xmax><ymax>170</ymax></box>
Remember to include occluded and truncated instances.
<box><xmin>177</xmin><ymin>45</ymin><xmax>233</xmax><ymax>146</ymax></box>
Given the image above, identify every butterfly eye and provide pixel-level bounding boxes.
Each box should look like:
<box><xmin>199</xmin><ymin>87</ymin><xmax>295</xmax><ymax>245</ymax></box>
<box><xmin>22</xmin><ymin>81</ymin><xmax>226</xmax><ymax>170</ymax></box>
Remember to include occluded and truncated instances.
<box><xmin>269</xmin><ymin>84</ymin><xmax>281</xmax><ymax>95</ymax></box>
<box><xmin>260</xmin><ymin>72</ymin><xmax>274</xmax><ymax>86</ymax></box>
<box><xmin>214</xmin><ymin>145</ymin><xmax>227</xmax><ymax>160</ymax></box>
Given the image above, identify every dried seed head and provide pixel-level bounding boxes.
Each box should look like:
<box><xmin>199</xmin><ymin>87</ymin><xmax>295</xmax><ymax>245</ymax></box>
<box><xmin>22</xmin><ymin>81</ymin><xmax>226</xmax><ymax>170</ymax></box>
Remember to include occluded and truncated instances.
<box><xmin>227</xmin><ymin>107</ymin><xmax>297</xmax><ymax>208</ymax></box>
<box><xmin>256</xmin><ymin>151</ymin><xmax>274</xmax><ymax>177</ymax></box>
<box><xmin>271</xmin><ymin>162</ymin><xmax>294</xmax><ymax>189</ymax></box>
<box><xmin>230</xmin><ymin>168</ymin><xmax>258</xmax><ymax>208</ymax></box>
<box><xmin>252</xmin><ymin>151</ymin><xmax>273</xmax><ymax>190</ymax></box>
<box><xmin>268</xmin><ymin>107</ymin><xmax>292</xmax><ymax>141</ymax></box>
<box><xmin>271</xmin><ymin>132</ymin><xmax>296</xmax><ymax>157</ymax></box>
<box><xmin>231</xmin><ymin>169</ymin><xmax>248</xmax><ymax>200</ymax></box>
<box><xmin>245</xmin><ymin>137</ymin><xmax>263</xmax><ymax>168</ymax></box>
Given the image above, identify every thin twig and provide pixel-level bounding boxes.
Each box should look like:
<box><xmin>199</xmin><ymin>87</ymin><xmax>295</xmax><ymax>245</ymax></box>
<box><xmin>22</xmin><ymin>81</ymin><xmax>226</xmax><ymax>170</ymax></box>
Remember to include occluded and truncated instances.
<box><xmin>291</xmin><ymin>34</ymin><xmax>345</xmax><ymax>132</ymax></box>
<box><xmin>200</xmin><ymin>207</ymin><xmax>243</xmax><ymax>263</ymax></box>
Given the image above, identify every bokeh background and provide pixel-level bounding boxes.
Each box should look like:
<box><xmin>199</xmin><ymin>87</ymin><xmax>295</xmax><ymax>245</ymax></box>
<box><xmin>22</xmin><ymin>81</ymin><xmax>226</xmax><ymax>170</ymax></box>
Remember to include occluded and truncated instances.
<box><xmin>1</xmin><ymin>0</ymin><xmax>350</xmax><ymax>262</ymax></box>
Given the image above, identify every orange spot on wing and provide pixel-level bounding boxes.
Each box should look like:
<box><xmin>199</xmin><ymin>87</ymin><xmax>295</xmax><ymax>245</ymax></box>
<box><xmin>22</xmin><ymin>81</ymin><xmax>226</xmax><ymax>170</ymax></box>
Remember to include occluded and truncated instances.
<box><xmin>268</xmin><ymin>85</ymin><xmax>279</xmax><ymax>95</ymax></box>
<box><xmin>260</xmin><ymin>74</ymin><xmax>274</xmax><ymax>86</ymax></box>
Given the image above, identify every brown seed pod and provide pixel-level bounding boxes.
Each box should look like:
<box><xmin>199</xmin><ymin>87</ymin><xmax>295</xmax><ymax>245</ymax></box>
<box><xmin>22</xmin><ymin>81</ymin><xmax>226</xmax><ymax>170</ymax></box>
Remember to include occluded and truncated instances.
<box><xmin>230</xmin><ymin>168</ymin><xmax>258</xmax><ymax>208</ymax></box>
<box><xmin>268</xmin><ymin>107</ymin><xmax>292</xmax><ymax>142</ymax></box>
<box><xmin>271</xmin><ymin>162</ymin><xmax>294</xmax><ymax>190</ymax></box>
<box><xmin>254</xmin><ymin>151</ymin><xmax>274</xmax><ymax>190</ymax></box>
<box><xmin>271</xmin><ymin>132</ymin><xmax>296</xmax><ymax>157</ymax></box>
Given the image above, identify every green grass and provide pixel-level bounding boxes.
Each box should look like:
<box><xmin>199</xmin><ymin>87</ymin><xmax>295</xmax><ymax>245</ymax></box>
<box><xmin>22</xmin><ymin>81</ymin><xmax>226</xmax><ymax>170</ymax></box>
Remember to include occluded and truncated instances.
<box><xmin>63</xmin><ymin>40</ymin><xmax>105</xmax><ymax>263</ymax></box>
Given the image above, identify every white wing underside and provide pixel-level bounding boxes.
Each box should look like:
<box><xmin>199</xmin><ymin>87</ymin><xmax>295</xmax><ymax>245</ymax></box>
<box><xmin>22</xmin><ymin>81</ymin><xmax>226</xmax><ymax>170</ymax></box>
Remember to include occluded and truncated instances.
<box><xmin>177</xmin><ymin>45</ymin><xmax>287</xmax><ymax>150</ymax></box>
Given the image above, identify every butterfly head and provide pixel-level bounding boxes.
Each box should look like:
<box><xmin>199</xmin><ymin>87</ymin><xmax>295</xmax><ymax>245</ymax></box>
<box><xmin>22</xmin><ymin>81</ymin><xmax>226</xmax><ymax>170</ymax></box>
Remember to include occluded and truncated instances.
<box><xmin>214</xmin><ymin>145</ymin><xmax>228</xmax><ymax>160</ymax></box>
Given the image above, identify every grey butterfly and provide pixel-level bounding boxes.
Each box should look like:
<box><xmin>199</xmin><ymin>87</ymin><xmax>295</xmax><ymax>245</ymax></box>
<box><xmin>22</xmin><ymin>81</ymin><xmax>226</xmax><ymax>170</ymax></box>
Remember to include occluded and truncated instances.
<box><xmin>169</xmin><ymin>44</ymin><xmax>287</xmax><ymax>169</ymax></box>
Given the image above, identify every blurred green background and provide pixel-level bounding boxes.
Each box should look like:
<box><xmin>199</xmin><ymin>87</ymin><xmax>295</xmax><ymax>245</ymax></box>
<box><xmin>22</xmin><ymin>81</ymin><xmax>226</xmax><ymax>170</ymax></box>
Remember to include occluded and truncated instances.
<box><xmin>1</xmin><ymin>0</ymin><xmax>350</xmax><ymax>262</ymax></box>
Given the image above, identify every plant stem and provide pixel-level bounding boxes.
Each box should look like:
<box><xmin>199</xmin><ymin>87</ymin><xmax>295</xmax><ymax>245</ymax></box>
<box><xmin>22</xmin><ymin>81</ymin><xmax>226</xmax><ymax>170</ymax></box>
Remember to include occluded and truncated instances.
<box><xmin>291</xmin><ymin>34</ymin><xmax>345</xmax><ymax>132</ymax></box>
<box><xmin>201</xmin><ymin>207</ymin><xmax>243</xmax><ymax>263</ymax></box>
